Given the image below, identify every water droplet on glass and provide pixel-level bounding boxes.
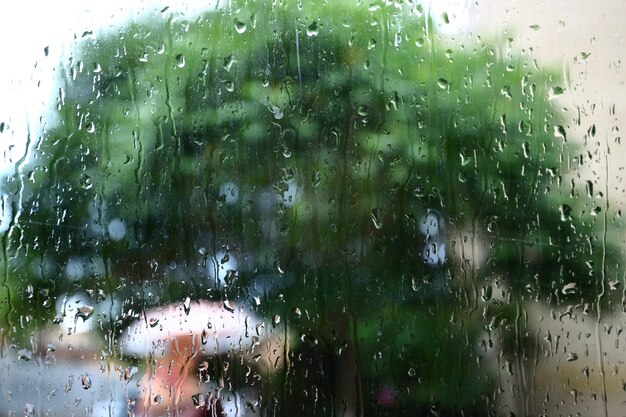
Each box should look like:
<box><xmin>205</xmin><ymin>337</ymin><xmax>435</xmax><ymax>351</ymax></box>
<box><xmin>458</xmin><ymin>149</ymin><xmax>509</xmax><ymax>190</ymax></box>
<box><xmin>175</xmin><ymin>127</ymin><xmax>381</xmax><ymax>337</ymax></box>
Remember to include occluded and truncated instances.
<box><xmin>80</xmin><ymin>175</ymin><xmax>92</xmax><ymax>190</ymax></box>
<box><xmin>561</xmin><ymin>282</ymin><xmax>577</xmax><ymax>295</ymax></box>
<box><xmin>223</xmin><ymin>300</ymin><xmax>235</xmax><ymax>312</ymax></box>
<box><xmin>75</xmin><ymin>305</ymin><xmax>94</xmax><ymax>322</ymax></box>
<box><xmin>371</xmin><ymin>208</ymin><xmax>383</xmax><ymax>230</ymax></box>
<box><xmin>270</xmin><ymin>105</ymin><xmax>283</xmax><ymax>120</ymax></box>
<box><xmin>192</xmin><ymin>393</ymin><xmax>206</xmax><ymax>409</ymax></box>
<box><xmin>81</xmin><ymin>375</ymin><xmax>92</xmax><ymax>390</ymax></box>
<box><xmin>553</xmin><ymin>125</ymin><xmax>567</xmax><ymax>141</ymax></box>
<box><xmin>175</xmin><ymin>54</ymin><xmax>185</xmax><ymax>68</ymax></box>
<box><xmin>307</xmin><ymin>21</ymin><xmax>318</xmax><ymax>37</ymax></box>
<box><xmin>26</xmin><ymin>284</ymin><xmax>34</xmax><ymax>299</ymax></box>
<box><xmin>149</xmin><ymin>318</ymin><xmax>159</xmax><ymax>328</ymax></box>
<box><xmin>437</xmin><ymin>78</ymin><xmax>450</xmax><ymax>90</ymax></box>
<box><xmin>234</xmin><ymin>19</ymin><xmax>247</xmax><ymax>33</ymax></box>
<box><xmin>183</xmin><ymin>297</ymin><xmax>192</xmax><ymax>315</ymax></box>
<box><xmin>124</xmin><ymin>366</ymin><xmax>138</xmax><ymax>383</ymax></box>
<box><xmin>559</xmin><ymin>204</ymin><xmax>572</xmax><ymax>221</ymax></box>
<box><xmin>566</xmin><ymin>352</ymin><xmax>578</xmax><ymax>361</ymax></box>
<box><xmin>223</xmin><ymin>54</ymin><xmax>237</xmax><ymax>72</ymax></box>
<box><xmin>18</xmin><ymin>348</ymin><xmax>33</xmax><ymax>361</ymax></box>
<box><xmin>548</xmin><ymin>86</ymin><xmax>564</xmax><ymax>100</ymax></box>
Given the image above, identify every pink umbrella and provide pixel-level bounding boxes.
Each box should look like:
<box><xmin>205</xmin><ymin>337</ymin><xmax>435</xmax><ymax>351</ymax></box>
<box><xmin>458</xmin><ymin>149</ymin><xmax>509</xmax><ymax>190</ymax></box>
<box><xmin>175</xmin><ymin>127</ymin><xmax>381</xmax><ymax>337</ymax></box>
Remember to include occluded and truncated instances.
<box><xmin>118</xmin><ymin>299</ymin><xmax>286</xmax><ymax>417</ymax></box>
<box><xmin>119</xmin><ymin>299</ymin><xmax>267</xmax><ymax>358</ymax></box>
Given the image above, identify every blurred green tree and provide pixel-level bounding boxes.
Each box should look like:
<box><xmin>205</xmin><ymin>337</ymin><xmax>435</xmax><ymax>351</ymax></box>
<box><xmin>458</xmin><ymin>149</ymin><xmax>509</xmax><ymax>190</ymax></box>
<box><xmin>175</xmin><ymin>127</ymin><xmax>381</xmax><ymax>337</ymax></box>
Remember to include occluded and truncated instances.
<box><xmin>1</xmin><ymin>1</ymin><xmax>621</xmax><ymax>416</ymax></box>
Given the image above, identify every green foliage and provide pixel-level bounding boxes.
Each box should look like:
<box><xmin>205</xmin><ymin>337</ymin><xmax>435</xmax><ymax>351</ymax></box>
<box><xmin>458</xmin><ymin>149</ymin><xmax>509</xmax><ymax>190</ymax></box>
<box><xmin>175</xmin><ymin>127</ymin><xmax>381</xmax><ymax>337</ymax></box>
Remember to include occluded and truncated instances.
<box><xmin>2</xmin><ymin>1</ymin><xmax>621</xmax><ymax>415</ymax></box>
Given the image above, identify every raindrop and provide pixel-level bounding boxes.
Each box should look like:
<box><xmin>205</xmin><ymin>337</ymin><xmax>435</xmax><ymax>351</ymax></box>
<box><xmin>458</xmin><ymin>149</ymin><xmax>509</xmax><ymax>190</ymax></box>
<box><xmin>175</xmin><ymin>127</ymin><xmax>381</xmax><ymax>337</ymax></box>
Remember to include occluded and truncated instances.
<box><xmin>192</xmin><ymin>393</ymin><xmax>206</xmax><ymax>409</ymax></box>
<box><xmin>272</xmin><ymin>314</ymin><xmax>281</xmax><ymax>327</ymax></box>
<box><xmin>548</xmin><ymin>86</ymin><xmax>564</xmax><ymax>100</ymax></box>
<box><xmin>270</xmin><ymin>105</ymin><xmax>283</xmax><ymax>119</ymax></box>
<box><xmin>566</xmin><ymin>352</ymin><xmax>578</xmax><ymax>361</ymax></box>
<box><xmin>175</xmin><ymin>54</ymin><xmax>185</xmax><ymax>68</ymax></box>
<box><xmin>561</xmin><ymin>282</ymin><xmax>577</xmax><ymax>295</ymax></box>
<box><xmin>437</xmin><ymin>78</ymin><xmax>450</xmax><ymax>90</ymax></box>
<box><xmin>500</xmin><ymin>86</ymin><xmax>512</xmax><ymax>100</ymax></box>
<box><xmin>124</xmin><ymin>366</ymin><xmax>138</xmax><ymax>383</ymax></box>
<box><xmin>184</xmin><ymin>297</ymin><xmax>192</xmax><ymax>315</ymax></box>
<box><xmin>80</xmin><ymin>175</ymin><xmax>92</xmax><ymax>190</ymax></box>
<box><xmin>26</xmin><ymin>284</ymin><xmax>34</xmax><ymax>299</ymax></box>
<box><xmin>149</xmin><ymin>318</ymin><xmax>159</xmax><ymax>328</ymax></box>
<box><xmin>223</xmin><ymin>54</ymin><xmax>237</xmax><ymax>72</ymax></box>
<box><xmin>81</xmin><ymin>375</ymin><xmax>92</xmax><ymax>390</ymax></box>
<box><xmin>559</xmin><ymin>204</ymin><xmax>572</xmax><ymax>221</ymax></box>
<box><xmin>371</xmin><ymin>208</ymin><xmax>383</xmax><ymax>230</ymax></box>
<box><xmin>18</xmin><ymin>348</ymin><xmax>33</xmax><ymax>361</ymax></box>
<box><xmin>307</xmin><ymin>21</ymin><xmax>318</xmax><ymax>37</ymax></box>
<box><xmin>554</xmin><ymin>125</ymin><xmax>567</xmax><ymax>141</ymax></box>
<box><xmin>223</xmin><ymin>300</ymin><xmax>235</xmax><ymax>313</ymax></box>
<box><xmin>282</xmin><ymin>167</ymin><xmax>295</xmax><ymax>183</ymax></box>
<box><xmin>75</xmin><ymin>305</ymin><xmax>94</xmax><ymax>322</ymax></box>
<box><xmin>234</xmin><ymin>19</ymin><xmax>247</xmax><ymax>34</ymax></box>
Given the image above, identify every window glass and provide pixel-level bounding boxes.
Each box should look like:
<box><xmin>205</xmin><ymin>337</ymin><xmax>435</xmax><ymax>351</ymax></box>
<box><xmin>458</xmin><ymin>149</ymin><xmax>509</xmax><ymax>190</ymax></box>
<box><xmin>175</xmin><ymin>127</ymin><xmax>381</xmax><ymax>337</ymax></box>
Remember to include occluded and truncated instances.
<box><xmin>1</xmin><ymin>1</ymin><xmax>624</xmax><ymax>416</ymax></box>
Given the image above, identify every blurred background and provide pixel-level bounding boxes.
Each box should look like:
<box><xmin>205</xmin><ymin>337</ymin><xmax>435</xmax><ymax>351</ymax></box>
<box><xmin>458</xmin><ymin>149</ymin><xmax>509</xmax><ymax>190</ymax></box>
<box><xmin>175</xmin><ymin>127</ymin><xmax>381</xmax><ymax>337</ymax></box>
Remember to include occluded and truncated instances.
<box><xmin>1</xmin><ymin>1</ymin><xmax>625</xmax><ymax>416</ymax></box>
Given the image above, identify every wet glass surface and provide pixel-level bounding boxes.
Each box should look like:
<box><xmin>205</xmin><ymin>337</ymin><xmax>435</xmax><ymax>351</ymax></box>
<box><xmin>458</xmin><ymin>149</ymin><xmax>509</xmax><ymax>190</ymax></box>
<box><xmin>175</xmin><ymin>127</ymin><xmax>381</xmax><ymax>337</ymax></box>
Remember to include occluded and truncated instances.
<box><xmin>1</xmin><ymin>1</ymin><xmax>625</xmax><ymax>416</ymax></box>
